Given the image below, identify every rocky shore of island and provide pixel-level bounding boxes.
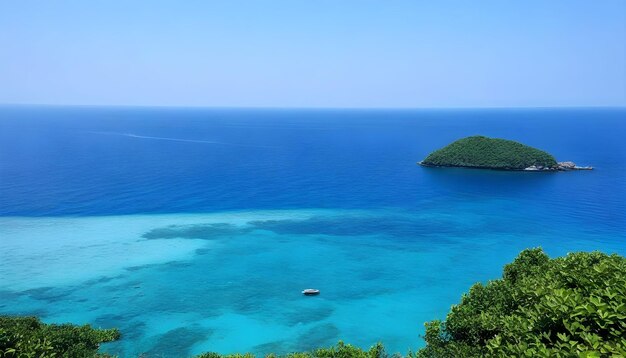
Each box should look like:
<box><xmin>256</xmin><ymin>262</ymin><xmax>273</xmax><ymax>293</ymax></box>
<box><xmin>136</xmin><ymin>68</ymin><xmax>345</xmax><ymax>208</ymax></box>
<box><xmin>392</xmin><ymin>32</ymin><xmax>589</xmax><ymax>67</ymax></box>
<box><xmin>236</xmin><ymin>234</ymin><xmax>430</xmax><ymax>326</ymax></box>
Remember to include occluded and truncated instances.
<box><xmin>524</xmin><ymin>161</ymin><xmax>593</xmax><ymax>171</ymax></box>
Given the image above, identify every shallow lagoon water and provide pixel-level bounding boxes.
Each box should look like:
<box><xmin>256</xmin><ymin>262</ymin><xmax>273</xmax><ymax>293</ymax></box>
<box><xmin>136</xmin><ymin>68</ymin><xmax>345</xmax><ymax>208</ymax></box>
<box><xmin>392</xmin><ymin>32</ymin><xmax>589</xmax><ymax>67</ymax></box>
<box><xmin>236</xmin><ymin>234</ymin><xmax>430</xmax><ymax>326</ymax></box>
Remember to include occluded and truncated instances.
<box><xmin>0</xmin><ymin>107</ymin><xmax>625</xmax><ymax>356</ymax></box>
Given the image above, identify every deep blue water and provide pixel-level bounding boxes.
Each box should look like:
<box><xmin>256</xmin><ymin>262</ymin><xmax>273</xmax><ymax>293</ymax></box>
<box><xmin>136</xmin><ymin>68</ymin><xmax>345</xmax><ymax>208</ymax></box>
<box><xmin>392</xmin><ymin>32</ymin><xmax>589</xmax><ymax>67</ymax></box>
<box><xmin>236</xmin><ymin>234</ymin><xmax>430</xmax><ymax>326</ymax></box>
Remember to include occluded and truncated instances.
<box><xmin>0</xmin><ymin>106</ymin><xmax>625</xmax><ymax>356</ymax></box>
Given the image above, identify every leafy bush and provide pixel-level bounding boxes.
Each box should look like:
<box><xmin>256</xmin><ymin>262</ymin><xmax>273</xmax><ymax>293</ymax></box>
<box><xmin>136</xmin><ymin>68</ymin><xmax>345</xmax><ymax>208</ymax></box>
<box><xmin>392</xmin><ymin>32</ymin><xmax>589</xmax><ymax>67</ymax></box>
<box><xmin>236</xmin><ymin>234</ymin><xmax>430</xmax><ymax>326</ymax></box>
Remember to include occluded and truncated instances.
<box><xmin>0</xmin><ymin>316</ymin><xmax>120</xmax><ymax>357</ymax></box>
<box><xmin>421</xmin><ymin>136</ymin><xmax>557</xmax><ymax>169</ymax></box>
<box><xmin>416</xmin><ymin>248</ymin><xmax>626</xmax><ymax>357</ymax></box>
<box><xmin>195</xmin><ymin>341</ymin><xmax>386</xmax><ymax>358</ymax></box>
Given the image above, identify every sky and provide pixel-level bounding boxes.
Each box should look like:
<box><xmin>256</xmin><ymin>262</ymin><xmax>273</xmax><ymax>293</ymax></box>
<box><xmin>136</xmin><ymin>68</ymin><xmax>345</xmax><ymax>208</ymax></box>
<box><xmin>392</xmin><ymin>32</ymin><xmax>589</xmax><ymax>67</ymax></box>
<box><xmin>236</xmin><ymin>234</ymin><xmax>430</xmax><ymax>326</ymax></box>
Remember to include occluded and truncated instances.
<box><xmin>0</xmin><ymin>1</ymin><xmax>625</xmax><ymax>108</ymax></box>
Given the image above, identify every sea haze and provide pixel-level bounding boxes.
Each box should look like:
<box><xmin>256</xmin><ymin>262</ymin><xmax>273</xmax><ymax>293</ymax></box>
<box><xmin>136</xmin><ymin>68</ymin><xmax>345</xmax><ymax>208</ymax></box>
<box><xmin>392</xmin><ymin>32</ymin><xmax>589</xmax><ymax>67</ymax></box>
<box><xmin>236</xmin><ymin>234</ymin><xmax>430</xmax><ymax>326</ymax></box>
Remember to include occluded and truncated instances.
<box><xmin>0</xmin><ymin>106</ymin><xmax>625</xmax><ymax>356</ymax></box>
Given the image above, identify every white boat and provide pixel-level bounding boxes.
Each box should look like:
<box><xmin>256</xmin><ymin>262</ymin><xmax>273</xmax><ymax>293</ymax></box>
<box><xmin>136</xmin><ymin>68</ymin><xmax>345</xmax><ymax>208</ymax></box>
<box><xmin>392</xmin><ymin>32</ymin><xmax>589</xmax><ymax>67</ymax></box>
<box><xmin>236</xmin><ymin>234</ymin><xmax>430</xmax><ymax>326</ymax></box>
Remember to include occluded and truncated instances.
<box><xmin>302</xmin><ymin>288</ymin><xmax>320</xmax><ymax>296</ymax></box>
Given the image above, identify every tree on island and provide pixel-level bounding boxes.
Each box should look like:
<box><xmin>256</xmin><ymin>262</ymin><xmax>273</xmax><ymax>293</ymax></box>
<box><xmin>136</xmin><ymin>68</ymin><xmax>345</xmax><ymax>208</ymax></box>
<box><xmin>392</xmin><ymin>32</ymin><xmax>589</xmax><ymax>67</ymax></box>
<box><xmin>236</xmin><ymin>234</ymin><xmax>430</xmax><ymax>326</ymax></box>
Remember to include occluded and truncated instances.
<box><xmin>420</xmin><ymin>136</ymin><xmax>558</xmax><ymax>170</ymax></box>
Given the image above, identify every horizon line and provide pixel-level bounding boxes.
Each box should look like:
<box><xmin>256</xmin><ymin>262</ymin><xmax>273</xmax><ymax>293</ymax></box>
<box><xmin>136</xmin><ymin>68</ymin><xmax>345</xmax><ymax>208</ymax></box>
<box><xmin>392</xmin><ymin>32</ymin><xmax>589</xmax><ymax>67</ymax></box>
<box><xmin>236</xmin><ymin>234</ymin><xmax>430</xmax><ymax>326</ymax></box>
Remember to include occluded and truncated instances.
<box><xmin>1</xmin><ymin>103</ymin><xmax>625</xmax><ymax>111</ymax></box>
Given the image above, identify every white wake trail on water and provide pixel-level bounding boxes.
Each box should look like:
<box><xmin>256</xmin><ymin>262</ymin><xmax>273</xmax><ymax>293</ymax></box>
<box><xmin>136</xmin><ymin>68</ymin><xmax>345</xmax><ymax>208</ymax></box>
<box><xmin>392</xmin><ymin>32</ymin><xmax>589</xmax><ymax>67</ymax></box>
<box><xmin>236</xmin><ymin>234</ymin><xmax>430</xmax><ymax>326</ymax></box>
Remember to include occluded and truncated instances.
<box><xmin>87</xmin><ymin>131</ymin><xmax>278</xmax><ymax>148</ymax></box>
<box><xmin>121</xmin><ymin>133</ymin><xmax>220</xmax><ymax>144</ymax></box>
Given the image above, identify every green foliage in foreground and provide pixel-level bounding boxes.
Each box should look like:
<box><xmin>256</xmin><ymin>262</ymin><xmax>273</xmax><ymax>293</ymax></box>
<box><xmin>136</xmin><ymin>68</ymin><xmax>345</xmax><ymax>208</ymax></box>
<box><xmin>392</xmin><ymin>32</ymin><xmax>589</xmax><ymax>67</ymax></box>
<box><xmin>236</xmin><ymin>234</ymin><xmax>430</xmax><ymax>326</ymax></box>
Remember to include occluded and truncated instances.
<box><xmin>421</xmin><ymin>135</ymin><xmax>558</xmax><ymax>169</ymax></box>
<box><xmin>0</xmin><ymin>316</ymin><xmax>120</xmax><ymax>357</ymax></box>
<box><xmin>196</xmin><ymin>341</ymin><xmax>385</xmax><ymax>358</ymax></box>
<box><xmin>416</xmin><ymin>248</ymin><xmax>626</xmax><ymax>357</ymax></box>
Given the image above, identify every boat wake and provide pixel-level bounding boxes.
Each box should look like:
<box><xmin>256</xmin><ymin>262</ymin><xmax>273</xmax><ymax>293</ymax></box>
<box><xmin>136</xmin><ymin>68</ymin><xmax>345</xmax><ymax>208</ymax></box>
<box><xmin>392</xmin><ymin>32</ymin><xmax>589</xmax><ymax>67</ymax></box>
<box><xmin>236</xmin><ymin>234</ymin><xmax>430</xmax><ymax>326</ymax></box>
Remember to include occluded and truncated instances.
<box><xmin>87</xmin><ymin>131</ymin><xmax>278</xmax><ymax>148</ymax></box>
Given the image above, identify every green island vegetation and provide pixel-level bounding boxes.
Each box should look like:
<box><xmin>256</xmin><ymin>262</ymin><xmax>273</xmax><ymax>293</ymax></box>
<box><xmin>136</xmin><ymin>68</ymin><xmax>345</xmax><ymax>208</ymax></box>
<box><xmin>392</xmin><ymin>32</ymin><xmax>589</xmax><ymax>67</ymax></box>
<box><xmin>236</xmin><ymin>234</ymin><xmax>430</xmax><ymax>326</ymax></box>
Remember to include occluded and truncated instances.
<box><xmin>0</xmin><ymin>316</ymin><xmax>119</xmax><ymax>357</ymax></box>
<box><xmin>416</xmin><ymin>248</ymin><xmax>626</xmax><ymax>357</ymax></box>
<box><xmin>2</xmin><ymin>249</ymin><xmax>624</xmax><ymax>357</ymax></box>
<box><xmin>420</xmin><ymin>136</ymin><xmax>558</xmax><ymax>170</ymax></box>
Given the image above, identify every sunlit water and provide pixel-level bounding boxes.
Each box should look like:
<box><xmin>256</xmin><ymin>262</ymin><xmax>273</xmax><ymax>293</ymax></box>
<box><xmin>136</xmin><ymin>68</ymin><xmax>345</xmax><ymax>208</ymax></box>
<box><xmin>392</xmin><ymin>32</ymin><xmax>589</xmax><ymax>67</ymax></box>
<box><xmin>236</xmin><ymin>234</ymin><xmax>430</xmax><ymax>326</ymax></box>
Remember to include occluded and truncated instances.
<box><xmin>1</xmin><ymin>107</ymin><xmax>625</xmax><ymax>356</ymax></box>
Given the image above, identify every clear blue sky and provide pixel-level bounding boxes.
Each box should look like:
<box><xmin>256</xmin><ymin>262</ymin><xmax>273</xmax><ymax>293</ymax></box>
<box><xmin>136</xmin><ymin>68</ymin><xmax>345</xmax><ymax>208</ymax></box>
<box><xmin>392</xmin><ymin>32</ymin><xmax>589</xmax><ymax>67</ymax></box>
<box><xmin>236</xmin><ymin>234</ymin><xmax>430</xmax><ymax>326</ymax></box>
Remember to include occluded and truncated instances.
<box><xmin>1</xmin><ymin>1</ymin><xmax>625</xmax><ymax>108</ymax></box>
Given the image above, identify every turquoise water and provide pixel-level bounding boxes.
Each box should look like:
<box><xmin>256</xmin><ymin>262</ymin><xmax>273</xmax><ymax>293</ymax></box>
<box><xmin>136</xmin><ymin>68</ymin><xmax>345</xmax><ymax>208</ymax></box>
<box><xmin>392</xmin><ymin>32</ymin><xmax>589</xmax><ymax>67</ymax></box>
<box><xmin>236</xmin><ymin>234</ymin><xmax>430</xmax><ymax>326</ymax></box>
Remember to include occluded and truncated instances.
<box><xmin>0</xmin><ymin>107</ymin><xmax>625</xmax><ymax>356</ymax></box>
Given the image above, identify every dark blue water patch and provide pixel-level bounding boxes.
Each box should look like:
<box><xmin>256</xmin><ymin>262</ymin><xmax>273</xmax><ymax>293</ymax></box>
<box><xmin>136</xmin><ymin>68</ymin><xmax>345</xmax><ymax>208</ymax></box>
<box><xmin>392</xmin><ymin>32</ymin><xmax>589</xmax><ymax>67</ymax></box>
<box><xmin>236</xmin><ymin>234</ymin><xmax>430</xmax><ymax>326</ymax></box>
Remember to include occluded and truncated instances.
<box><xmin>82</xmin><ymin>274</ymin><xmax>127</xmax><ymax>286</ymax></box>
<box><xmin>195</xmin><ymin>248</ymin><xmax>213</xmax><ymax>255</ymax></box>
<box><xmin>248</xmin><ymin>215</ymin><xmax>460</xmax><ymax>237</ymax></box>
<box><xmin>0</xmin><ymin>307</ymin><xmax>49</xmax><ymax>317</ymax></box>
<box><xmin>143</xmin><ymin>326</ymin><xmax>213</xmax><ymax>358</ymax></box>
<box><xmin>138</xmin><ymin>214</ymin><xmax>469</xmax><ymax>247</ymax></box>
<box><xmin>125</xmin><ymin>263</ymin><xmax>166</xmax><ymax>272</ymax></box>
<box><xmin>121</xmin><ymin>320</ymin><xmax>147</xmax><ymax>341</ymax></box>
<box><xmin>253</xmin><ymin>340</ymin><xmax>289</xmax><ymax>356</ymax></box>
<box><xmin>102</xmin><ymin>279</ymin><xmax>144</xmax><ymax>292</ymax></box>
<box><xmin>0</xmin><ymin>290</ymin><xmax>23</xmax><ymax>302</ymax></box>
<box><xmin>245</xmin><ymin>212</ymin><xmax>534</xmax><ymax>251</ymax></box>
<box><xmin>157</xmin><ymin>261</ymin><xmax>196</xmax><ymax>270</ymax></box>
<box><xmin>142</xmin><ymin>223</ymin><xmax>251</xmax><ymax>240</ymax></box>
<box><xmin>101</xmin><ymin>320</ymin><xmax>147</xmax><ymax>357</ymax></box>
<box><xmin>295</xmin><ymin>323</ymin><xmax>341</xmax><ymax>351</ymax></box>
<box><xmin>21</xmin><ymin>286</ymin><xmax>75</xmax><ymax>303</ymax></box>
<box><xmin>93</xmin><ymin>313</ymin><xmax>128</xmax><ymax>328</ymax></box>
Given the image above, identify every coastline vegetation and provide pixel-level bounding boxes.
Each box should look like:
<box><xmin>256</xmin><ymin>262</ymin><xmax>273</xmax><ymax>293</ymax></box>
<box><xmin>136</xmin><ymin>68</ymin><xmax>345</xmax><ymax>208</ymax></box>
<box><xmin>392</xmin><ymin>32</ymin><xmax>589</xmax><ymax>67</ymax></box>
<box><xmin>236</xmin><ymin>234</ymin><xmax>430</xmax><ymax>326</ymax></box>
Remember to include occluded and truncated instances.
<box><xmin>416</xmin><ymin>248</ymin><xmax>626</xmax><ymax>357</ymax></box>
<box><xmin>196</xmin><ymin>342</ymin><xmax>385</xmax><ymax>358</ymax></box>
<box><xmin>0</xmin><ymin>316</ymin><xmax>119</xmax><ymax>357</ymax></box>
<box><xmin>2</xmin><ymin>249</ymin><xmax>624</xmax><ymax>357</ymax></box>
<box><xmin>421</xmin><ymin>136</ymin><xmax>558</xmax><ymax>170</ymax></box>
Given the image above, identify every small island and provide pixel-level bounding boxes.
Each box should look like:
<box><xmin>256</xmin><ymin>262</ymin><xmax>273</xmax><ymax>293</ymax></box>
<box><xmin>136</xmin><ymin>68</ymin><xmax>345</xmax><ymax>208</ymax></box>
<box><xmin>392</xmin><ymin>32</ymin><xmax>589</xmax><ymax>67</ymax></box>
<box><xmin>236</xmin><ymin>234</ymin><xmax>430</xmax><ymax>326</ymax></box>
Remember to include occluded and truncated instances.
<box><xmin>419</xmin><ymin>136</ymin><xmax>592</xmax><ymax>171</ymax></box>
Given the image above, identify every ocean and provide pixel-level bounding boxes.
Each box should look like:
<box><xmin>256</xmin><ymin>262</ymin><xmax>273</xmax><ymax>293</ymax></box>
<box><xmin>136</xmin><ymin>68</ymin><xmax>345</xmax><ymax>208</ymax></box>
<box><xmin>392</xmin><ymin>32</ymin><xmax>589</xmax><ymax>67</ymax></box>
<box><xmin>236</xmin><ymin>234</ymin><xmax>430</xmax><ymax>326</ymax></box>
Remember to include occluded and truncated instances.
<box><xmin>0</xmin><ymin>106</ymin><xmax>625</xmax><ymax>356</ymax></box>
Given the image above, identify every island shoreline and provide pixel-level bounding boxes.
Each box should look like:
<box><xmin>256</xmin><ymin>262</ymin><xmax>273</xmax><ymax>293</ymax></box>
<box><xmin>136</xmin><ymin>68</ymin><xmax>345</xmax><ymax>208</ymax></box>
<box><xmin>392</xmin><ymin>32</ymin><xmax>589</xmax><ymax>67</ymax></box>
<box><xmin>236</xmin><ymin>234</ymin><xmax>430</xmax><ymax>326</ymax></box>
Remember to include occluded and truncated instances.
<box><xmin>417</xmin><ymin>161</ymin><xmax>593</xmax><ymax>172</ymax></box>
<box><xmin>419</xmin><ymin>136</ymin><xmax>593</xmax><ymax>172</ymax></box>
